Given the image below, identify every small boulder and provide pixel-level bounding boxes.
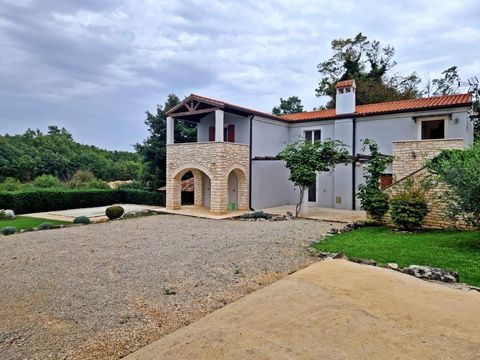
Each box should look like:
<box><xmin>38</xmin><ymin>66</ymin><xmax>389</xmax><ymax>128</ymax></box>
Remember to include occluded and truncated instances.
<box><xmin>351</xmin><ymin>258</ymin><xmax>377</xmax><ymax>266</ymax></box>
<box><xmin>333</xmin><ymin>252</ymin><xmax>348</xmax><ymax>260</ymax></box>
<box><xmin>0</xmin><ymin>209</ymin><xmax>15</xmax><ymax>219</ymax></box>
<box><xmin>386</xmin><ymin>263</ymin><xmax>399</xmax><ymax>270</ymax></box>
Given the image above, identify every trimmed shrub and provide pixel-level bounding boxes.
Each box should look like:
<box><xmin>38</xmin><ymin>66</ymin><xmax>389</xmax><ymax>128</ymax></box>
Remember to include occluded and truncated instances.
<box><xmin>390</xmin><ymin>186</ymin><xmax>429</xmax><ymax>230</ymax></box>
<box><xmin>241</xmin><ymin>211</ymin><xmax>272</xmax><ymax>220</ymax></box>
<box><xmin>0</xmin><ymin>178</ymin><xmax>24</xmax><ymax>192</ymax></box>
<box><xmin>73</xmin><ymin>216</ymin><xmax>91</xmax><ymax>224</ymax></box>
<box><xmin>36</xmin><ymin>222</ymin><xmax>56</xmax><ymax>230</ymax></box>
<box><xmin>0</xmin><ymin>226</ymin><xmax>17</xmax><ymax>236</ymax></box>
<box><xmin>117</xmin><ymin>189</ymin><xmax>165</xmax><ymax>206</ymax></box>
<box><xmin>106</xmin><ymin>205</ymin><xmax>124</xmax><ymax>220</ymax></box>
<box><xmin>0</xmin><ymin>189</ymin><xmax>165</xmax><ymax>214</ymax></box>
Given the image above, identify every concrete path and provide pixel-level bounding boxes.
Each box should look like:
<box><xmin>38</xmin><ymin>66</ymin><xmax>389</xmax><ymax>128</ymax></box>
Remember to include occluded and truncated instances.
<box><xmin>126</xmin><ymin>260</ymin><xmax>480</xmax><ymax>360</ymax></box>
<box><xmin>25</xmin><ymin>204</ymin><xmax>163</xmax><ymax>222</ymax></box>
<box><xmin>262</xmin><ymin>204</ymin><xmax>366</xmax><ymax>223</ymax></box>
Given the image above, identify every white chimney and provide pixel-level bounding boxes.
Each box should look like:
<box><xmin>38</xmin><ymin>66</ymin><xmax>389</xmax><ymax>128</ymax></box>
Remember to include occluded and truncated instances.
<box><xmin>335</xmin><ymin>79</ymin><xmax>356</xmax><ymax>115</ymax></box>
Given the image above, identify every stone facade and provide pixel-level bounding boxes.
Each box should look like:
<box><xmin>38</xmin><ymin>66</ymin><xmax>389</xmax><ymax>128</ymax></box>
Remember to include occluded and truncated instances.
<box><xmin>383</xmin><ymin>138</ymin><xmax>467</xmax><ymax>229</ymax></box>
<box><xmin>166</xmin><ymin>142</ymin><xmax>249</xmax><ymax>214</ymax></box>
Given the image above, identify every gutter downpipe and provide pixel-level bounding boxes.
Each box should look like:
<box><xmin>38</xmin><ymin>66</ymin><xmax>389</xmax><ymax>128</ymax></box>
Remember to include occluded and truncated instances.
<box><xmin>248</xmin><ymin>115</ymin><xmax>254</xmax><ymax>211</ymax></box>
<box><xmin>352</xmin><ymin>116</ymin><xmax>357</xmax><ymax>211</ymax></box>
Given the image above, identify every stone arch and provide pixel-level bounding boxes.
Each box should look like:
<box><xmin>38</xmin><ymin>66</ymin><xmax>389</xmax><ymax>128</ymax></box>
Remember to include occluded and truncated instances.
<box><xmin>226</xmin><ymin>167</ymin><xmax>249</xmax><ymax>211</ymax></box>
<box><xmin>167</xmin><ymin>166</ymin><xmax>212</xmax><ymax>210</ymax></box>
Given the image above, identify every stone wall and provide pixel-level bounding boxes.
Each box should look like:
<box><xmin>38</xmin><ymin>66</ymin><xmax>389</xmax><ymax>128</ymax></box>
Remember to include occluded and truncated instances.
<box><xmin>166</xmin><ymin>142</ymin><xmax>249</xmax><ymax>214</ymax></box>
<box><xmin>383</xmin><ymin>138</ymin><xmax>467</xmax><ymax>229</ymax></box>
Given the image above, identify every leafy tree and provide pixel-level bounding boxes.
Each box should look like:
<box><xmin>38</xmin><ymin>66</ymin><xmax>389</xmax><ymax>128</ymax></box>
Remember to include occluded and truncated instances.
<box><xmin>432</xmin><ymin>66</ymin><xmax>460</xmax><ymax>96</ymax></box>
<box><xmin>316</xmin><ymin>33</ymin><xmax>422</xmax><ymax>107</ymax></box>
<box><xmin>278</xmin><ymin>140</ymin><xmax>351</xmax><ymax>216</ymax></box>
<box><xmin>135</xmin><ymin>94</ymin><xmax>196</xmax><ymax>190</ymax></box>
<box><xmin>0</xmin><ymin>127</ymin><xmax>141</xmax><ymax>182</ymax></box>
<box><xmin>272</xmin><ymin>96</ymin><xmax>304</xmax><ymax>115</ymax></box>
<box><xmin>427</xmin><ymin>143</ymin><xmax>480</xmax><ymax>228</ymax></box>
<box><xmin>356</xmin><ymin>139</ymin><xmax>391</xmax><ymax>220</ymax></box>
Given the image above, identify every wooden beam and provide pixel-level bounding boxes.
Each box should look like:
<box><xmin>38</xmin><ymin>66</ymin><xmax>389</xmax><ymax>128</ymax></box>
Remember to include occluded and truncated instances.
<box><xmin>170</xmin><ymin>107</ymin><xmax>219</xmax><ymax>118</ymax></box>
<box><xmin>192</xmin><ymin>100</ymin><xmax>200</xmax><ymax>110</ymax></box>
<box><xmin>184</xmin><ymin>102</ymin><xmax>192</xmax><ymax>111</ymax></box>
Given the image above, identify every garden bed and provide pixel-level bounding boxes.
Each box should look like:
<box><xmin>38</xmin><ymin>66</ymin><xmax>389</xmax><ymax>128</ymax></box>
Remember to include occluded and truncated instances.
<box><xmin>0</xmin><ymin>216</ymin><xmax>70</xmax><ymax>231</ymax></box>
<box><xmin>313</xmin><ymin>226</ymin><xmax>480</xmax><ymax>287</ymax></box>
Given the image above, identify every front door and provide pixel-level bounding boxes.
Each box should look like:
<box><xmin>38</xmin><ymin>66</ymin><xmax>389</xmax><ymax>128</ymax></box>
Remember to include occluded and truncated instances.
<box><xmin>308</xmin><ymin>182</ymin><xmax>316</xmax><ymax>202</ymax></box>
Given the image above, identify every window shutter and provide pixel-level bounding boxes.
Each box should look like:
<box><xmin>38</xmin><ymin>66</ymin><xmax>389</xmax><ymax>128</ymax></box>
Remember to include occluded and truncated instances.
<box><xmin>227</xmin><ymin>124</ymin><xmax>235</xmax><ymax>142</ymax></box>
<box><xmin>209</xmin><ymin>127</ymin><xmax>215</xmax><ymax>141</ymax></box>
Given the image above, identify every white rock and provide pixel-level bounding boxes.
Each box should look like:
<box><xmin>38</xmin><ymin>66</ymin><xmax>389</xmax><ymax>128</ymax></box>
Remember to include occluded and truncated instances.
<box><xmin>0</xmin><ymin>209</ymin><xmax>15</xmax><ymax>219</ymax></box>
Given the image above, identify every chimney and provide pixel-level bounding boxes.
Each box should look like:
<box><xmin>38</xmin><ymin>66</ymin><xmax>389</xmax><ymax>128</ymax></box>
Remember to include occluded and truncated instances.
<box><xmin>335</xmin><ymin>79</ymin><xmax>356</xmax><ymax>115</ymax></box>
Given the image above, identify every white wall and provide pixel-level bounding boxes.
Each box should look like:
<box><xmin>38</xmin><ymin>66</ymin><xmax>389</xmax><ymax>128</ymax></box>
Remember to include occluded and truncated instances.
<box><xmin>197</xmin><ymin>112</ymin><xmax>250</xmax><ymax>144</ymax></box>
<box><xmin>251</xmin><ymin>117</ymin><xmax>289</xmax><ymax>157</ymax></box>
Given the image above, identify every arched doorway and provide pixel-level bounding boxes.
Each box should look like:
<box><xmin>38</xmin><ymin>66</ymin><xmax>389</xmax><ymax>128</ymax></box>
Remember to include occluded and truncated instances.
<box><xmin>226</xmin><ymin>168</ymin><xmax>248</xmax><ymax>211</ymax></box>
<box><xmin>170</xmin><ymin>167</ymin><xmax>212</xmax><ymax>210</ymax></box>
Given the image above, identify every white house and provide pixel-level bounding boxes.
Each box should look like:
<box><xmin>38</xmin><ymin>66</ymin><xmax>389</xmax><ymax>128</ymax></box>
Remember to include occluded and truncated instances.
<box><xmin>164</xmin><ymin>80</ymin><xmax>474</xmax><ymax>214</ymax></box>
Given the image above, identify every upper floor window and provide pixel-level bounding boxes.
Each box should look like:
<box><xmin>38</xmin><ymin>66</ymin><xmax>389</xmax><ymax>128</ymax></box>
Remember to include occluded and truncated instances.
<box><xmin>305</xmin><ymin>130</ymin><xmax>321</xmax><ymax>143</ymax></box>
<box><xmin>421</xmin><ymin>119</ymin><xmax>445</xmax><ymax>140</ymax></box>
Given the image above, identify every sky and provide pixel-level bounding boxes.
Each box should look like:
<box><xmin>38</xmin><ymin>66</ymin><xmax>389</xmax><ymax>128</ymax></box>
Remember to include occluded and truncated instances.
<box><xmin>0</xmin><ymin>0</ymin><xmax>479</xmax><ymax>151</ymax></box>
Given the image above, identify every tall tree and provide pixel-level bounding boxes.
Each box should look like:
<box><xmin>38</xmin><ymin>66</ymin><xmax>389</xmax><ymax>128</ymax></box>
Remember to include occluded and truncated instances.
<box><xmin>316</xmin><ymin>33</ymin><xmax>422</xmax><ymax>107</ymax></box>
<box><xmin>272</xmin><ymin>96</ymin><xmax>304</xmax><ymax>115</ymax></box>
<box><xmin>135</xmin><ymin>94</ymin><xmax>196</xmax><ymax>190</ymax></box>
<box><xmin>431</xmin><ymin>66</ymin><xmax>460</xmax><ymax>96</ymax></box>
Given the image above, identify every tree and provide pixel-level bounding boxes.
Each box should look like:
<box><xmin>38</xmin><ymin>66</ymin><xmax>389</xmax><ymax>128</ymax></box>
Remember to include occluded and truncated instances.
<box><xmin>272</xmin><ymin>96</ymin><xmax>304</xmax><ymax>115</ymax></box>
<box><xmin>432</xmin><ymin>66</ymin><xmax>460</xmax><ymax>96</ymax></box>
<box><xmin>135</xmin><ymin>94</ymin><xmax>196</xmax><ymax>190</ymax></box>
<box><xmin>278</xmin><ymin>140</ymin><xmax>351</xmax><ymax>216</ymax></box>
<box><xmin>356</xmin><ymin>139</ymin><xmax>391</xmax><ymax>220</ymax></box>
<box><xmin>316</xmin><ymin>33</ymin><xmax>422</xmax><ymax>107</ymax></box>
<box><xmin>427</xmin><ymin>142</ymin><xmax>480</xmax><ymax>228</ymax></box>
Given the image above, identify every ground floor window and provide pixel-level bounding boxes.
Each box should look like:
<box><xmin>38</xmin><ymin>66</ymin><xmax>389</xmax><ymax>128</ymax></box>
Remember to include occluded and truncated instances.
<box><xmin>305</xmin><ymin>130</ymin><xmax>321</xmax><ymax>143</ymax></box>
<box><xmin>421</xmin><ymin>119</ymin><xmax>445</xmax><ymax>140</ymax></box>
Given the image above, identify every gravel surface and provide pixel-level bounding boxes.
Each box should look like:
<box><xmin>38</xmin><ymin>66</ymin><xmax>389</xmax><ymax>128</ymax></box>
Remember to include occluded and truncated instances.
<box><xmin>0</xmin><ymin>214</ymin><xmax>337</xmax><ymax>359</ymax></box>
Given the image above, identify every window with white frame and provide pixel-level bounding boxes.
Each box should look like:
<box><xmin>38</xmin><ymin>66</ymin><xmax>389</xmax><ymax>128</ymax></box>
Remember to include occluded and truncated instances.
<box><xmin>421</xmin><ymin>119</ymin><xmax>445</xmax><ymax>140</ymax></box>
<box><xmin>305</xmin><ymin>130</ymin><xmax>321</xmax><ymax>143</ymax></box>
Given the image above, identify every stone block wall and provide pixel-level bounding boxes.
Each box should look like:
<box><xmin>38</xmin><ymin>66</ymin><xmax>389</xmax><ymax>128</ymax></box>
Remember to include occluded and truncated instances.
<box><xmin>383</xmin><ymin>138</ymin><xmax>467</xmax><ymax>229</ymax></box>
<box><xmin>166</xmin><ymin>142</ymin><xmax>249</xmax><ymax>214</ymax></box>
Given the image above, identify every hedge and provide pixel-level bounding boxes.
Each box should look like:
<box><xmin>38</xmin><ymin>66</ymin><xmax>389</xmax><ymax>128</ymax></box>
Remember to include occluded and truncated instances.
<box><xmin>0</xmin><ymin>189</ymin><xmax>165</xmax><ymax>214</ymax></box>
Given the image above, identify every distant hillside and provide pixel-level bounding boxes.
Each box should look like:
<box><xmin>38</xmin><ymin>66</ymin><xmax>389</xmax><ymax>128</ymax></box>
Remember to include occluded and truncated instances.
<box><xmin>0</xmin><ymin>126</ymin><xmax>141</xmax><ymax>181</ymax></box>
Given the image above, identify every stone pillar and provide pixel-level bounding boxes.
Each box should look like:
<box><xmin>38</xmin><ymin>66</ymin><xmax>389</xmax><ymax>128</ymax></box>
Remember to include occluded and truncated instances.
<box><xmin>237</xmin><ymin>176</ymin><xmax>249</xmax><ymax>211</ymax></box>
<box><xmin>210</xmin><ymin>177</ymin><xmax>228</xmax><ymax>214</ymax></box>
<box><xmin>192</xmin><ymin>170</ymin><xmax>205</xmax><ymax>207</ymax></box>
<box><xmin>166</xmin><ymin>177</ymin><xmax>181</xmax><ymax>210</ymax></box>
<box><xmin>215</xmin><ymin>110</ymin><xmax>224</xmax><ymax>142</ymax></box>
<box><xmin>167</xmin><ymin>117</ymin><xmax>174</xmax><ymax>145</ymax></box>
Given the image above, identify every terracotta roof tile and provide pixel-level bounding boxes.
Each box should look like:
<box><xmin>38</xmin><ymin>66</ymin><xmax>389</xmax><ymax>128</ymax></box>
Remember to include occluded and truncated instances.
<box><xmin>281</xmin><ymin>93</ymin><xmax>472</xmax><ymax>122</ymax></box>
<box><xmin>335</xmin><ymin>80</ymin><xmax>355</xmax><ymax>88</ymax></box>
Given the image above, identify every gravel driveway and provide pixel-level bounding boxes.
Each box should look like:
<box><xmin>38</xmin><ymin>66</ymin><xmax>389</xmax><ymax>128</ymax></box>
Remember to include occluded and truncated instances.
<box><xmin>0</xmin><ymin>214</ymin><xmax>336</xmax><ymax>359</ymax></box>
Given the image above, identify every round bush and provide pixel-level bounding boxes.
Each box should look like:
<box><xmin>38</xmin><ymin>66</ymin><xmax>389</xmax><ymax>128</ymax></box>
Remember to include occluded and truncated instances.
<box><xmin>106</xmin><ymin>205</ymin><xmax>124</xmax><ymax>220</ymax></box>
<box><xmin>73</xmin><ymin>215</ymin><xmax>91</xmax><ymax>224</ymax></box>
<box><xmin>0</xmin><ymin>226</ymin><xmax>17</xmax><ymax>236</ymax></box>
<box><xmin>390</xmin><ymin>191</ymin><xmax>429</xmax><ymax>230</ymax></box>
<box><xmin>36</xmin><ymin>222</ymin><xmax>55</xmax><ymax>230</ymax></box>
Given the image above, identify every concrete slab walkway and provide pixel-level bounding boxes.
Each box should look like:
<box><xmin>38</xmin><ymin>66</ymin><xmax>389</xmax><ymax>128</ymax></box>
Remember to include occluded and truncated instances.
<box><xmin>262</xmin><ymin>204</ymin><xmax>367</xmax><ymax>223</ymax></box>
<box><xmin>157</xmin><ymin>205</ymin><xmax>249</xmax><ymax>219</ymax></box>
<box><xmin>25</xmin><ymin>204</ymin><xmax>163</xmax><ymax>222</ymax></box>
<box><xmin>126</xmin><ymin>260</ymin><xmax>480</xmax><ymax>360</ymax></box>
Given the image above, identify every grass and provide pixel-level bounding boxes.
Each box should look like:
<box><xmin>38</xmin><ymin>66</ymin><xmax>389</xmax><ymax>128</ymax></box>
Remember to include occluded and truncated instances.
<box><xmin>313</xmin><ymin>226</ymin><xmax>480</xmax><ymax>287</ymax></box>
<box><xmin>0</xmin><ymin>216</ymin><xmax>71</xmax><ymax>231</ymax></box>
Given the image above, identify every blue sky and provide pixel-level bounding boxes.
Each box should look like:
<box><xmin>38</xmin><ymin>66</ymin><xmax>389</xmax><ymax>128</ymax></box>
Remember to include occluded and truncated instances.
<box><xmin>1</xmin><ymin>0</ymin><xmax>479</xmax><ymax>150</ymax></box>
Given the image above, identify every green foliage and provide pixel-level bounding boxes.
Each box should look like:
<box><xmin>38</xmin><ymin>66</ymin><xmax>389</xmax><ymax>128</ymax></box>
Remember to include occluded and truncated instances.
<box><xmin>106</xmin><ymin>205</ymin><xmax>124</xmax><ymax>220</ymax></box>
<box><xmin>135</xmin><ymin>94</ymin><xmax>197</xmax><ymax>190</ymax></box>
<box><xmin>0</xmin><ymin>226</ymin><xmax>17</xmax><ymax>236</ymax></box>
<box><xmin>390</xmin><ymin>180</ymin><xmax>429</xmax><ymax>230</ymax></box>
<box><xmin>0</xmin><ymin>216</ymin><xmax>69</xmax><ymax>230</ymax></box>
<box><xmin>278</xmin><ymin>139</ymin><xmax>351</xmax><ymax>216</ymax></box>
<box><xmin>0</xmin><ymin>126</ymin><xmax>141</xmax><ymax>182</ymax></box>
<box><xmin>0</xmin><ymin>178</ymin><xmax>24</xmax><ymax>191</ymax></box>
<box><xmin>117</xmin><ymin>181</ymin><xmax>149</xmax><ymax>191</ymax></box>
<box><xmin>272</xmin><ymin>96</ymin><xmax>304</xmax><ymax>115</ymax></box>
<box><xmin>316</xmin><ymin>33</ymin><xmax>422</xmax><ymax>107</ymax></box>
<box><xmin>31</xmin><ymin>174</ymin><xmax>64</xmax><ymax>188</ymax></box>
<box><xmin>431</xmin><ymin>66</ymin><xmax>460</xmax><ymax>96</ymax></box>
<box><xmin>313</xmin><ymin>226</ymin><xmax>480</xmax><ymax>287</ymax></box>
<box><xmin>0</xmin><ymin>210</ymin><xmax>5</xmax><ymax>220</ymax></box>
<box><xmin>68</xmin><ymin>170</ymin><xmax>110</xmax><ymax>189</ymax></box>
<box><xmin>36</xmin><ymin>222</ymin><xmax>56</xmax><ymax>230</ymax></box>
<box><xmin>427</xmin><ymin>143</ymin><xmax>480</xmax><ymax>228</ymax></box>
<box><xmin>357</xmin><ymin>139</ymin><xmax>391</xmax><ymax>220</ymax></box>
<box><xmin>73</xmin><ymin>216</ymin><xmax>91</xmax><ymax>225</ymax></box>
<box><xmin>0</xmin><ymin>189</ymin><xmax>165</xmax><ymax>214</ymax></box>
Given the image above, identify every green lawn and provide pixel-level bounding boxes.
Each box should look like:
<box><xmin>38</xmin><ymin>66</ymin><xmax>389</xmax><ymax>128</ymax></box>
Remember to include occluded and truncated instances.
<box><xmin>0</xmin><ymin>216</ymin><xmax>71</xmax><ymax>231</ymax></box>
<box><xmin>313</xmin><ymin>226</ymin><xmax>480</xmax><ymax>287</ymax></box>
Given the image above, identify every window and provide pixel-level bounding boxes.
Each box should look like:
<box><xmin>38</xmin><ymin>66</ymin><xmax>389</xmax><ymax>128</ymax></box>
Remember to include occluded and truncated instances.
<box><xmin>305</xmin><ymin>130</ymin><xmax>321</xmax><ymax>143</ymax></box>
<box><xmin>421</xmin><ymin>119</ymin><xmax>445</xmax><ymax>140</ymax></box>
